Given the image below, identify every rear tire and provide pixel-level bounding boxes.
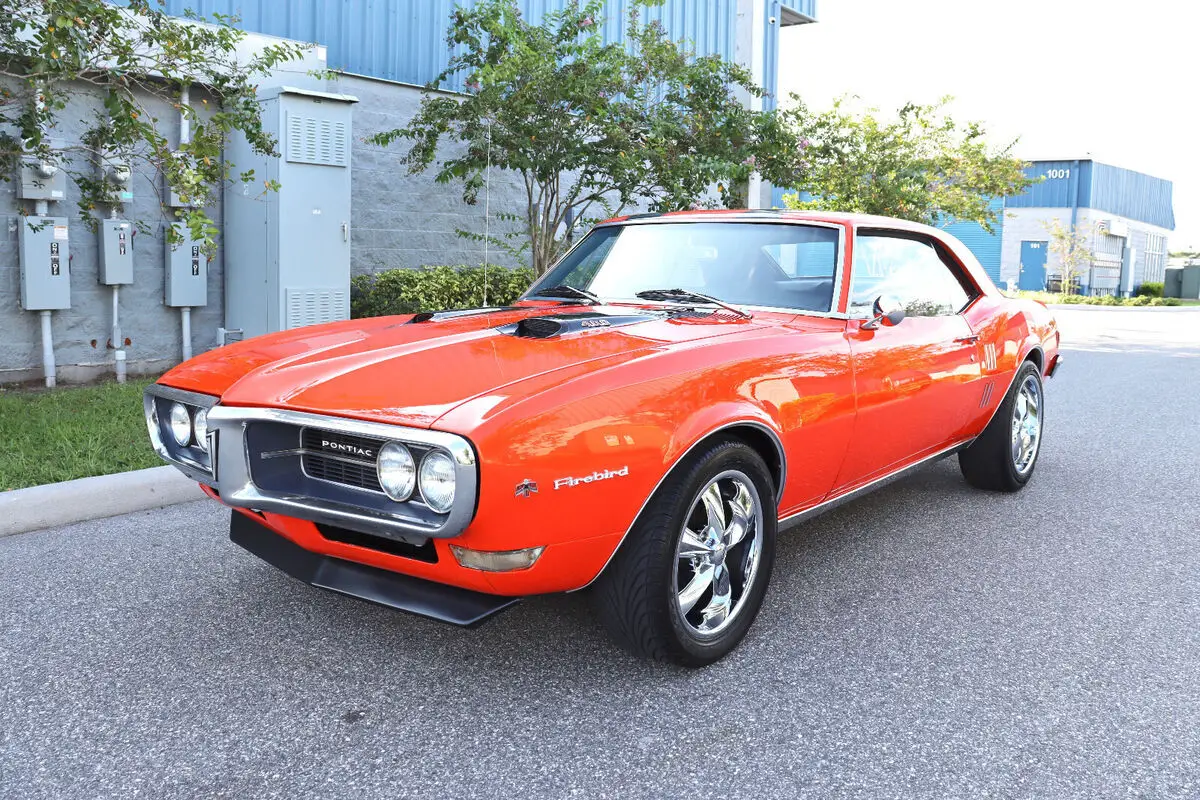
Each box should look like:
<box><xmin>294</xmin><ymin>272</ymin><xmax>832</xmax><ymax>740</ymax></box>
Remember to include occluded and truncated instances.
<box><xmin>591</xmin><ymin>439</ymin><xmax>777</xmax><ymax>667</ymax></box>
<box><xmin>959</xmin><ymin>360</ymin><xmax>1044</xmax><ymax>492</ymax></box>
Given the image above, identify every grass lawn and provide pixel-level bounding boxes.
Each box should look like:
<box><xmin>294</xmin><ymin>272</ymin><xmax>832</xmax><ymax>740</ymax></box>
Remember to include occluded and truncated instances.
<box><xmin>0</xmin><ymin>377</ymin><xmax>161</xmax><ymax>491</ymax></box>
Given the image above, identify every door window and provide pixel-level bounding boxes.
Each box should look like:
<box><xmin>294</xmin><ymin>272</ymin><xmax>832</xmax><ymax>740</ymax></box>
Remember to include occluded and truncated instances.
<box><xmin>850</xmin><ymin>233</ymin><xmax>973</xmax><ymax>317</ymax></box>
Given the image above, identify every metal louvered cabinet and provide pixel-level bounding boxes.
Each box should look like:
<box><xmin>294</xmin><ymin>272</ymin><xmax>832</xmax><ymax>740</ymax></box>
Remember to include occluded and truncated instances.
<box><xmin>224</xmin><ymin>86</ymin><xmax>358</xmax><ymax>340</ymax></box>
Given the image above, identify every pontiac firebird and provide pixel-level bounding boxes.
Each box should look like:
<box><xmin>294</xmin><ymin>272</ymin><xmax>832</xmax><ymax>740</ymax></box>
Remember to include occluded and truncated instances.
<box><xmin>145</xmin><ymin>210</ymin><xmax>1061</xmax><ymax>666</ymax></box>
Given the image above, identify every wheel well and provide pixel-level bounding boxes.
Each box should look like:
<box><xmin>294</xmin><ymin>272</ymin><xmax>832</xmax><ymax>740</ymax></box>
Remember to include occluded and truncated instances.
<box><xmin>1024</xmin><ymin>347</ymin><xmax>1044</xmax><ymax>372</ymax></box>
<box><xmin>713</xmin><ymin>424</ymin><xmax>785</xmax><ymax>502</ymax></box>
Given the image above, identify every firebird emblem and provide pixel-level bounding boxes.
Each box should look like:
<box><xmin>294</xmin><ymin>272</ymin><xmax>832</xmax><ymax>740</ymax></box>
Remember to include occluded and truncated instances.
<box><xmin>554</xmin><ymin>466</ymin><xmax>629</xmax><ymax>490</ymax></box>
<box><xmin>515</xmin><ymin>479</ymin><xmax>539</xmax><ymax>498</ymax></box>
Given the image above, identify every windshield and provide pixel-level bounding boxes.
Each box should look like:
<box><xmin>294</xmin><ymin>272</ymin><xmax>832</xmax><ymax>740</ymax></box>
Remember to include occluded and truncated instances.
<box><xmin>528</xmin><ymin>222</ymin><xmax>842</xmax><ymax>313</ymax></box>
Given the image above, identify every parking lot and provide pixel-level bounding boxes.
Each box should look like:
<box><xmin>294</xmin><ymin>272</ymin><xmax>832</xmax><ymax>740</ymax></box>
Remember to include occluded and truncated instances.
<box><xmin>2</xmin><ymin>308</ymin><xmax>1198</xmax><ymax>799</ymax></box>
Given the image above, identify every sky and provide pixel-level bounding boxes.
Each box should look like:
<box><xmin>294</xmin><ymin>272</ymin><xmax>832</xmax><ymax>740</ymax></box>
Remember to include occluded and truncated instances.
<box><xmin>778</xmin><ymin>0</ymin><xmax>1198</xmax><ymax>250</ymax></box>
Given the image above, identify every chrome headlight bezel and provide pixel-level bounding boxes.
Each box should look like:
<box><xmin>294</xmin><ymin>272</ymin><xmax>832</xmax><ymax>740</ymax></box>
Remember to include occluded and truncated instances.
<box><xmin>144</xmin><ymin>385</ymin><xmax>219</xmax><ymax>485</ymax></box>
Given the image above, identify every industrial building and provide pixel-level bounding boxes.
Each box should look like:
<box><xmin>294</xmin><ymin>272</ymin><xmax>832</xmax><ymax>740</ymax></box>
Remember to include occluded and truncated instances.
<box><xmin>944</xmin><ymin>159</ymin><xmax>1175</xmax><ymax>296</ymax></box>
<box><xmin>0</xmin><ymin>1</ymin><xmax>818</xmax><ymax>385</ymax></box>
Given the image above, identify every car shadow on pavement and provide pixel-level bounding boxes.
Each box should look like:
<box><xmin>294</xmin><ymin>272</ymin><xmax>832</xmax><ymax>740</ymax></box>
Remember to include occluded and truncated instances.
<box><xmin>213</xmin><ymin>458</ymin><xmax>982</xmax><ymax>681</ymax></box>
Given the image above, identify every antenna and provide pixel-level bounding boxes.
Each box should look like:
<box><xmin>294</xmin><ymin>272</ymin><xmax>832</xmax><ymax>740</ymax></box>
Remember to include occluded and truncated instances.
<box><xmin>483</xmin><ymin>118</ymin><xmax>492</xmax><ymax>307</ymax></box>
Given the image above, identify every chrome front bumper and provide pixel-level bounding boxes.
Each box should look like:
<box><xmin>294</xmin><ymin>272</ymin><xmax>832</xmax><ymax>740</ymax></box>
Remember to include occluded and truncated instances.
<box><xmin>145</xmin><ymin>386</ymin><xmax>479</xmax><ymax>542</ymax></box>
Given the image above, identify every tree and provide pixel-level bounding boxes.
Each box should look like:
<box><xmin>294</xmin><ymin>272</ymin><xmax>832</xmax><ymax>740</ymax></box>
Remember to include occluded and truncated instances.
<box><xmin>1044</xmin><ymin>219</ymin><xmax>1092</xmax><ymax>295</ymax></box>
<box><xmin>0</xmin><ymin>0</ymin><xmax>306</xmax><ymax>245</ymax></box>
<box><xmin>778</xmin><ymin>97</ymin><xmax>1032</xmax><ymax>232</ymax></box>
<box><xmin>371</xmin><ymin>0</ymin><xmax>800</xmax><ymax>275</ymax></box>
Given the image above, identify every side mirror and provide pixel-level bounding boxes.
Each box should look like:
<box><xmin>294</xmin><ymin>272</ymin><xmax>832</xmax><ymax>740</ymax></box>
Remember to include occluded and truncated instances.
<box><xmin>863</xmin><ymin>296</ymin><xmax>905</xmax><ymax>330</ymax></box>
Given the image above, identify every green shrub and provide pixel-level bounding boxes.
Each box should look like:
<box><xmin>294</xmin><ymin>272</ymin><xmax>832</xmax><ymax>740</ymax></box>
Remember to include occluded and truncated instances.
<box><xmin>1148</xmin><ymin>297</ymin><xmax>1166</xmax><ymax>306</ymax></box>
<box><xmin>1135</xmin><ymin>281</ymin><xmax>1164</xmax><ymax>298</ymax></box>
<box><xmin>1129</xmin><ymin>294</ymin><xmax>1151</xmax><ymax>306</ymax></box>
<box><xmin>1096</xmin><ymin>294</ymin><xmax>1120</xmax><ymax>306</ymax></box>
<box><xmin>1162</xmin><ymin>297</ymin><xmax>1181</xmax><ymax>306</ymax></box>
<box><xmin>1058</xmin><ymin>294</ymin><xmax>1087</xmax><ymax>304</ymax></box>
<box><xmin>351</xmin><ymin>265</ymin><xmax>536</xmax><ymax>319</ymax></box>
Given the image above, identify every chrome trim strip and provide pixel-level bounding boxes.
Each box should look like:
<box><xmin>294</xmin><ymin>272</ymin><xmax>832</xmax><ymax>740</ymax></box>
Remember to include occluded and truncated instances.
<box><xmin>574</xmin><ymin>419</ymin><xmax>788</xmax><ymax>591</ymax></box>
<box><xmin>198</xmin><ymin>406</ymin><xmax>478</xmax><ymax>540</ymax></box>
<box><xmin>777</xmin><ymin>440</ymin><xmax>973</xmax><ymax>531</ymax></box>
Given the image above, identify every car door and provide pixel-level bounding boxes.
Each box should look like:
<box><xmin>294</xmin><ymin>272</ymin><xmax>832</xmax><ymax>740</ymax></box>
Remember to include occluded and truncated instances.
<box><xmin>831</xmin><ymin>229</ymin><xmax>984</xmax><ymax>493</ymax></box>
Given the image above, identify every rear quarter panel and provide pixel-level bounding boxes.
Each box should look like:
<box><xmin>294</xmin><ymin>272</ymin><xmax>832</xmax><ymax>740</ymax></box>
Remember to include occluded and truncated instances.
<box><xmin>963</xmin><ymin>295</ymin><xmax>1059</xmax><ymax>434</ymax></box>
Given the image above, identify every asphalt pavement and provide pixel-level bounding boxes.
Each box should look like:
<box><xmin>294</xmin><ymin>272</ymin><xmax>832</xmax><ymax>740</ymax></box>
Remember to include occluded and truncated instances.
<box><xmin>2</xmin><ymin>309</ymin><xmax>1198</xmax><ymax>799</ymax></box>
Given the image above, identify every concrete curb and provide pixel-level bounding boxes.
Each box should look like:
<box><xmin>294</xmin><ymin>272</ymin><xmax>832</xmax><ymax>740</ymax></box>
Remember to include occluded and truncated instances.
<box><xmin>0</xmin><ymin>466</ymin><xmax>205</xmax><ymax>538</ymax></box>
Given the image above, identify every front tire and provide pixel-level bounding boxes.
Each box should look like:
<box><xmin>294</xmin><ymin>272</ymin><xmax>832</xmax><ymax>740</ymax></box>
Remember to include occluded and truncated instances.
<box><xmin>959</xmin><ymin>360</ymin><xmax>1045</xmax><ymax>492</ymax></box>
<box><xmin>592</xmin><ymin>439</ymin><xmax>777</xmax><ymax>667</ymax></box>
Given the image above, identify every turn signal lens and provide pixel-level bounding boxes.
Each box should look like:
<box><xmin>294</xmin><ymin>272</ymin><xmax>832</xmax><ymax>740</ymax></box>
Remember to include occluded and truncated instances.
<box><xmin>377</xmin><ymin>442</ymin><xmax>416</xmax><ymax>502</ymax></box>
<box><xmin>193</xmin><ymin>408</ymin><xmax>209</xmax><ymax>452</ymax></box>
<box><xmin>419</xmin><ymin>450</ymin><xmax>456</xmax><ymax>513</ymax></box>
<box><xmin>168</xmin><ymin>402</ymin><xmax>192</xmax><ymax>446</ymax></box>
<box><xmin>450</xmin><ymin>545</ymin><xmax>545</xmax><ymax>573</ymax></box>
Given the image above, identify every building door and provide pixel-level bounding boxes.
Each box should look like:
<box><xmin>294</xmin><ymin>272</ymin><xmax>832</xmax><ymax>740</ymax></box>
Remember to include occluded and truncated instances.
<box><xmin>1019</xmin><ymin>241</ymin><xmax>1048</xmax><ymax>291</ymax></box>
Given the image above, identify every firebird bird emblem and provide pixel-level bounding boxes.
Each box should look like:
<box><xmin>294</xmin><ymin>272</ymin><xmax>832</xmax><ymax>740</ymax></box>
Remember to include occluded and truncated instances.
<box><xmin>515</xmin><ymin>479</ymin><xmax>539</xmax><ymax>498</ymax></box>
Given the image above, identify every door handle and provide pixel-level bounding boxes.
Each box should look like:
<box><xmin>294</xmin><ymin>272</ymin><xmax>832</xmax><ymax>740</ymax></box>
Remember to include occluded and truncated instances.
<box><xmin>954</xmin><ymin>335</ymin><xmax>980</xmax><ymax>344</ymax></box>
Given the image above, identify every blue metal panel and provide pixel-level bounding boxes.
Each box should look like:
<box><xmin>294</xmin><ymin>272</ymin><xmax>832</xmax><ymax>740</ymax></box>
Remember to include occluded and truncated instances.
<box><xmin>779</xmin><ymin>0</ymin><xmax>818</xmax><ymax>21</ymax></box>
<box><xmin>1004</xmin><ymin>160</ymin><xmax>1089</xmax><ymax>210</ymax></box>
<box><xmin>163</xmin><ymin>0</ymin><xmax>737</xmax><ymax>90</ymax></box>
<box><xmin>1089</xmin><ymin>162</ymin><xmax>1175</xmax><ymax>230</ymax></box>
<box><xmin>942</xmin><ymin>198</ymin><xmax>1004</xmax><ymax>283</ymax></box>
<box><xmin>1003</xmin><ymin>159</ymin><xmax>1173</xmax><ymax>230</ymax></box>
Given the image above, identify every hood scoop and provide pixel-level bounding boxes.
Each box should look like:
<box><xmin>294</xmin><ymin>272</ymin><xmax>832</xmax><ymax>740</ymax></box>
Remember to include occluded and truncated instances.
<box><xmin>503</xmin><ymin>310</ymin><xmax>661</xmax><ymax>340</ymax></box>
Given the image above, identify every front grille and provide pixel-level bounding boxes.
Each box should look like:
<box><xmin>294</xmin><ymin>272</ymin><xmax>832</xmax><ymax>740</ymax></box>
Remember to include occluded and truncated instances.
<box><xmin>300</xmin><ymin>428</ymin><xmax>384</xmax><ymax>493</ymax></box>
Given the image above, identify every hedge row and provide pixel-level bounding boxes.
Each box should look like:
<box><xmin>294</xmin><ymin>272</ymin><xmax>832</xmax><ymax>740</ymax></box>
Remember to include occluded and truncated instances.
<box><xmin>1056</xmin><ymin>294</ymin><xmax>1181</xmax><ymax>307</ymax></box>
<box><xmin>351</xmin><ymin>265</ymin><xmax>536</xmax><ymax>318</ymax></box>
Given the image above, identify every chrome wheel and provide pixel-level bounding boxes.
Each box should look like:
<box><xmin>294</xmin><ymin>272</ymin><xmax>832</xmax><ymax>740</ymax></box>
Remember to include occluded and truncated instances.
<box><xmin>672</xmin><ymin>470</ymin><xmax>765</xmax><ymax>637</ymax></box>
<box><xmin>1011</xmin><ymin>375</ymin><xmax>1043</xmax><ymax>475</ymax></box>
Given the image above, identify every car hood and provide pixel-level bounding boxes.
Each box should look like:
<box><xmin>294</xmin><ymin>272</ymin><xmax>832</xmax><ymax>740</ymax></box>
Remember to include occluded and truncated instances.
<box><xmin>160</xmin><ymin>305</ymin><xmax>779</xmax><ymax>428</ymax></box>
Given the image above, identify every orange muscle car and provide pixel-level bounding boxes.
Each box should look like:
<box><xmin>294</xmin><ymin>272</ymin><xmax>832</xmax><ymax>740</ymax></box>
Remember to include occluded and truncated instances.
<box><xmin>145</xmin><ymin>210</ymin><xmax>1061</xmax><ymax>666</ymax></box>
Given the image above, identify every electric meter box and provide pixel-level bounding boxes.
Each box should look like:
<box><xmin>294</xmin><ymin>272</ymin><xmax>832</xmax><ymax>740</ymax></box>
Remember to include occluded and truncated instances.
<box><xmin>98</xmin><ymin>219</ymin><xmax>135</xmax><ymax>285</ymax></box>
<box><xmin>224</xmin><ymin>86</ymin><xmax>357</xmax><ymax>338</ymax></box>
<box><xmin>165</xmin><ymin>222</ymin><xmax>209</xmax><ymax>307</ymax></box>
<box><xmin>17</xmin><ymin>139</ymin><xmax>67</xmax><ymax>202</ymax></box>
<box><xmin>18</xmin><ymin>216</ymin><xmax>71</xmax><ymax>310</ymax></box>
<box><xmin>97</xmin><ymin>150</ymin><xmax>134</xmax><ymax>204</ymax></box>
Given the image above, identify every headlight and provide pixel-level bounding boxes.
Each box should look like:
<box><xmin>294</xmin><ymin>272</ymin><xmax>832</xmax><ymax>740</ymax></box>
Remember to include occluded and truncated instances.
<box><xmin>419</xmin><ymin>450</ymin><xmax>456</xmax><ymax>513</ymax></box>
<box><xmin>193</xmin><ymin>408</ymin><xmax>209</xmax><ymax>452</ymax></box>
<box><xmin>168</xmin><ymin>402</ymin><xmax>192</xmax><ymax>446</ymax></box>
<box><xmin>376</xmin><ymin>442</ymin><xmax>416</xmax><ymax>501</ymax></box>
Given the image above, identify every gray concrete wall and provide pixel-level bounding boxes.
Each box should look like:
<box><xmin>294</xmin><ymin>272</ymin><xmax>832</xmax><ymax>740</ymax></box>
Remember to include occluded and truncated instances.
<box><xmin>0</xmin><ymin>71</ymin><xmax>620</xmax><ymax>383</ymax></box>
<box><xmin>340</xmin><ymin>74</ymin><xmax>529</xmax><ymax>275</ymax></box>
<box><xmin>0</xmin><ymin>82</ymin><xmax>225</xmax><ymax>385</ymax></box>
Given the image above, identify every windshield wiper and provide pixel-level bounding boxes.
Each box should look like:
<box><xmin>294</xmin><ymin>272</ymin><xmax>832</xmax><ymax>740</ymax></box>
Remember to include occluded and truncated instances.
<box><xmin>635</xmin><ymin>289</ymin><xmax>752</xmax><ymax>319</ymax></box>
<box><xmin>529</xmin><ymin>284</ymin><xmax>602</xmax><ymax>305</ymax></box>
